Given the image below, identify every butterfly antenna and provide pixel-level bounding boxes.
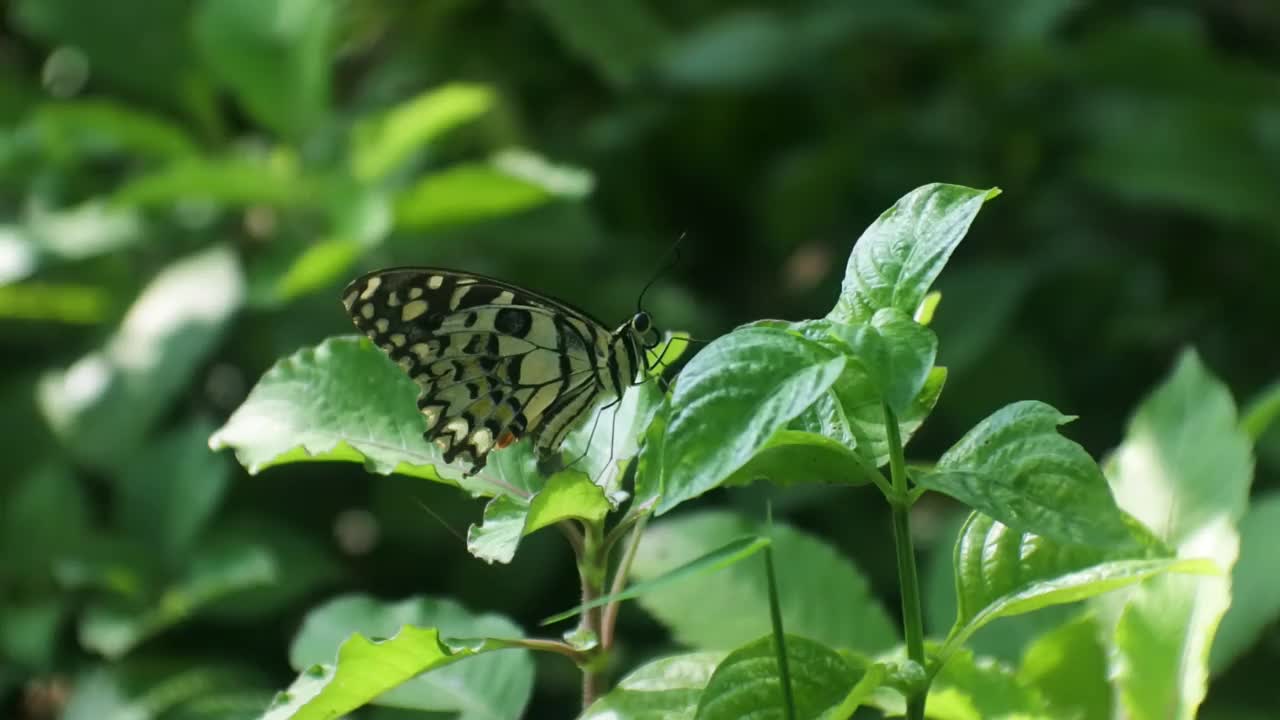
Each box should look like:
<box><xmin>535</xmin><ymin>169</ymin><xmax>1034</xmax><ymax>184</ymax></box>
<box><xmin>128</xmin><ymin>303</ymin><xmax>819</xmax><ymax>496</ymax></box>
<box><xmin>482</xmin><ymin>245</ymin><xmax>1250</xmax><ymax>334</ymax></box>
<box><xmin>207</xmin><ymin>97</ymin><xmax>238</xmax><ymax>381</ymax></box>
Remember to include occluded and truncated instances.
<box><xmin>637</xmin><ymin>232</ymin><xmax>687</xmax><ymax>313</ymax></box>
<box><xmin>413</xmin><ymin>497</ymin><xmax>467</xmax><ymax>545</ymax></box>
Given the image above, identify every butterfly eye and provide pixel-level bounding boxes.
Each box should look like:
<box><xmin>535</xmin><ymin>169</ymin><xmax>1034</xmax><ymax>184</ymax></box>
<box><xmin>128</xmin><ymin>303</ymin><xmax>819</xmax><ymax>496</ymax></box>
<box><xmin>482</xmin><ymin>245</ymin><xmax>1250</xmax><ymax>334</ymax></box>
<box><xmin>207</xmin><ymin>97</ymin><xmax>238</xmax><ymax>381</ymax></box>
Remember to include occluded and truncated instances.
<box><xmin>632</xmin><ymin>312</ymin><xmax>651</xmax><ymax>332</ymax></box>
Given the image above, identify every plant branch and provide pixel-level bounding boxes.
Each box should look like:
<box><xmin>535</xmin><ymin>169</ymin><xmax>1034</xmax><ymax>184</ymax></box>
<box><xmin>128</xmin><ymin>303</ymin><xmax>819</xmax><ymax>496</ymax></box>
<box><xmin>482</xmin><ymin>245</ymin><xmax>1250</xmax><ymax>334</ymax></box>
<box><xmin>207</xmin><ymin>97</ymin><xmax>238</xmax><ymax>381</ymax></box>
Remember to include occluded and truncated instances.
<box><xmin>884</xmin><ymin>402</ymin><xmax>928</xmax><ymax>720</ymax></box>
<box><xmin>601</xmin><ymin>512</ymin><xmax>649</xmax><ymax>650</ymax></box>
<box><xmin>577</xmin><ymin>520</ymin><xmax>608</xmax><ymax>710</ymax></box>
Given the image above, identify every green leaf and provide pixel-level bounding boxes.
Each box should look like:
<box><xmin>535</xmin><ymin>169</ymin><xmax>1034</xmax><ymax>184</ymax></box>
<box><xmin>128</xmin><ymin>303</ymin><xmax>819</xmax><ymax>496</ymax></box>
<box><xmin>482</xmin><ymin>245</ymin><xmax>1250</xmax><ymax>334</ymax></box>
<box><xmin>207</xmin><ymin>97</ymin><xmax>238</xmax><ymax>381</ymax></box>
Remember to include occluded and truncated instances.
<box><xmin>659</xmin><ymin>327</ymin><xmax>847</xmax><ymax>513</ymax></box>
<box><xmin>1018</xmin><ymin>613</ymin><xmax>1111</xmax><ymax>720</ymax></box>
<box><xmin>921</xmin><ymin>647</ymin><xmax>1052</xmax><ymax>720</ymax></box>
<box><xmin>916</xmin><ymin>401</ymin><xmax>1137</xmax><ymax>549</ymax></box>
<box><xmin>828</xmin><ymin>307</ymin><xmax>938</xmax><ymax>414</ymax></box>
<box><xmin>79</xmin><ymin>540</ymin><xmax>277</xmax><ymax>658</ymax></box>
<box><xmin>269</xmin><ymin>239</ymin><xmax>363</xmax><ymax>304</ymax></box>
<box><xmin>24</xmin><ymin>199</ymin><xmax>144</xmax><ymax>260</ymax></box>
<box><xmin>722</xmin><ymin>430</ymin><xmax>882</xmax><ymax>489</ymax></box>
<box><xmin>117</xmin><ymin>420</ymin><xmax>229</xmax><ymax>564</ymax></box>
<box><xmin>789</xmin><ymin>327</ymin><xmax>946</xmax><ymax>468</ymax></box>
<box><xmin>395</xmin><ymin>161</ymin><xmax>569</xmax><ymax>230</ymax></box>
<box><xmin>1211</xmin><ymin>491</ymin><xmax>1280</xmax><ymax>672</ymax></box>
<box><xmin>944</xmin><ymin>511</ymin><xmax>1213</xmax><ymax>662</ymax></box>
<box><xmin>827</xmin><ymin>183</ymin><xmax>999</xmax><ymax>326</ymax></box>
<box><xmin>582</xmin><ymin>652</ymin><xmax>725</xmax><ymax>720</ymax></box>
<box><xmin>1106</xmin><ymin>350</ymin><xmax>1252</xmax><ymax>720</ymax></box>
<box><xmin>530</xmin><ymin>0</ymin><xmax>671</xmax><ymax>87</ymax></box>
<box><xmin>0</xmin><ymin>464</ymin><xmax>88</xmax><ymax>586</ymax></box>
<box><xmin>0</xmin><ymin>601</ymin><xmax>65</xmax><ymax>670</ymax></box>
<box><xmin>287</xmin><ymin>594</ymin><xmax>532</xmax><ymax>717</ymax></box>
<box><xmin>12</xmin><ymin>0</ymin><xmax>197</xmax><ymax>106</ymax></box>
<box><xmin>562</xmin><ymin>378</ymin><xmax>666</xmax><ymax>502</ymax></box>
<box><xmin>192</xmin><ymin>0</ymin><xmax>334</xmax><ymax>138</ymax></box>
<box><xmin>112</xmin><ymin>156</ymin><xmax>326</xmax><ymax>209</ymax></box>
<box><xmin>61</xmin><ymin>663</ymin><xmax>271</xmax><ymax>720</ymax></box>
<box><xmin>542</xmin><ymin>535</ymin><xmax>770</xmax><ymax>626</ymax></box>
<box><xmin>210</xmin><ymin>336</ymin><xmax>505</xmax><ymax>497</ymax></box>
<box><xmin>31</xmin><ymin>99</ymin><xmax>198</xmax><ymax>161</ymax></box>
<box><xmin>466</xmin><ymin>471</ymin><xmax>609</xmax><ymax>564</ymax></box>
<box><xmin>351</xmin><ymin>83</ymin><xmax>496</xmax><ymax>181</ymax></box>
<box><xmin>38</xmin><ymin>245</ymin><xmax>244</xmax><ymax>469</ymax></box>
<box><xmin>630</xmin><ymin>511</ymin><xmax>897</xmax><ymax>653</ymax></box>
<box><xmin>923</xmin><ymin>511</ymin><xmax>1072</xmax><ymax>664</ymax></box>
<box><xmin>266</xmin><ymin>636</ymin><xmax>515</xmax><ymax>720</ymax></box>
<box><xmin>200</xmin><ymin>514</ymin><xmax>341</xmax><ymax>622</ymax></box>
<box><xmin>1109</xmin><ymin>349</ymin><xmax>1253</xmax><ymax>541</ymax></box>
<box><xmin>0</xmin><ymin>281</ymin><xmax>110</xmax><ymax>324</ymax></box>
<box><xmin>1241</xmin><ymin>379</ymin><xmax>1280</xmax><ymax>441</ymax></box>
<box><xmin>695</xmin><ymin>635</ymin><xmax>860</xmax><ymax>720</ymax></box>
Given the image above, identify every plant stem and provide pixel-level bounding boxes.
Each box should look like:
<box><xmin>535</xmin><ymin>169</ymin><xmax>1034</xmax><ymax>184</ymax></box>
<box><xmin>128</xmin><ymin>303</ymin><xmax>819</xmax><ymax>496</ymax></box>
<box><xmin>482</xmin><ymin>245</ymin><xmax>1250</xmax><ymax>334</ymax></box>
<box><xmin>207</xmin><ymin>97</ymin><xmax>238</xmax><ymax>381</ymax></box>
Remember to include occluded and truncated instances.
<box><xmin>883</xmin><ymin>402</ymin><xmax>927</xmax><ymax>720</ymax></box>
<box><xmin>601</xmin><ymin>513</ymin><xmax>648</xmax><ymax>650</ymax></box>
<box><xmin>763</xmin><ymin>521</ymin><xmax>797</xmax><ymax>720</ymax></box>
<box><xmin>578</xmin><ymin>520</ymin><xmax>607</xmax><ymax>709</ymax></box>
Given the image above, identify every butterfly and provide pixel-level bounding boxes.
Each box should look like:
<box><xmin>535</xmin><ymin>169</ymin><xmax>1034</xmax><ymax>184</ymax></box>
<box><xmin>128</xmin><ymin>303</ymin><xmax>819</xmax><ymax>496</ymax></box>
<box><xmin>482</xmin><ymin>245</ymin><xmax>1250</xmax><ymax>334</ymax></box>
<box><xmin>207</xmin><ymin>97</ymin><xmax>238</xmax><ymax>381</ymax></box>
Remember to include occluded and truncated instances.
<box><xmin>342</xmin><ymin>268</ymin><xmax>663</xmax><ymax>476</ymax></box>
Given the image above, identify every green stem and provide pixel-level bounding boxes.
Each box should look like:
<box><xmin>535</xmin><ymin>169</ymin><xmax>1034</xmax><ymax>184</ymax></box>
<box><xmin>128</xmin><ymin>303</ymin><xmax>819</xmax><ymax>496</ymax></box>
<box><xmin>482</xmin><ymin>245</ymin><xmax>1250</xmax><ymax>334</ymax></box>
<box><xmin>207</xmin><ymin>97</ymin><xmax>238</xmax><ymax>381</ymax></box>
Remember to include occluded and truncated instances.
<box><xmin>763</xmin><ymin>520</ymin><xmax>797</xmax><ymax>720</ymax></box>
<box><xmin>601</xmin><ymin>513</ymin><xmax>648</xmax><ymax>651</ymax></box>
<box><xmin>578</xmin><ymin>520</ymin><xmax>607</xmax><ymax>709</ymax></box>
<box><xmin>884</xmin><ymin>402</ymin><xmax>927</xmax><ymax>720</ymax></box>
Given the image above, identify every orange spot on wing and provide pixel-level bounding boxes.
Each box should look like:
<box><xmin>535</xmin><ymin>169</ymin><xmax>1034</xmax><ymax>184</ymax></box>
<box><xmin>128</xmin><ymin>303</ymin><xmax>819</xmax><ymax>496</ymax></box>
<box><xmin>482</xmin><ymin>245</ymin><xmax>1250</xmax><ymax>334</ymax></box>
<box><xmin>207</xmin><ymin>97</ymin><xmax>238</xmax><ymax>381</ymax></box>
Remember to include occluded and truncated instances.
<box><xmin>496</xmin><ymin>431</ymin><xmax>517</xmax><ymax>449</ymax></box>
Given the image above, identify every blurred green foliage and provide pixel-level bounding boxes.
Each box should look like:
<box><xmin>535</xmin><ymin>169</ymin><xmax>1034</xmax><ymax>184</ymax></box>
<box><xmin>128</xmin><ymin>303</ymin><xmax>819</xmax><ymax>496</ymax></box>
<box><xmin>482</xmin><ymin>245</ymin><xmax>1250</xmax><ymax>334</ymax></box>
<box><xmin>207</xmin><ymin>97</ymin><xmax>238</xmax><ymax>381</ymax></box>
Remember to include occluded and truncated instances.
<box><xmin>3</xmin><ymin>0</ymin><xmax>1280</xmax><ymax>718</ymax></box>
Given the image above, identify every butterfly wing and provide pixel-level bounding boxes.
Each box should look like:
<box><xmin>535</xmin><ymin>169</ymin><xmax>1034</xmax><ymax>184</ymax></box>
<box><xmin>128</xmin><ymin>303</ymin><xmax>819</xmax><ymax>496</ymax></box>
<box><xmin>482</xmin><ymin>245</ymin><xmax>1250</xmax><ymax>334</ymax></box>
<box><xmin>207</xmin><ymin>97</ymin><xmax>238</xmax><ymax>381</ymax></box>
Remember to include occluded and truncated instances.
<box><xmin>342</xmin><ymin>267</ymin><xmax>615</xmax><ymax>474</ymax></box>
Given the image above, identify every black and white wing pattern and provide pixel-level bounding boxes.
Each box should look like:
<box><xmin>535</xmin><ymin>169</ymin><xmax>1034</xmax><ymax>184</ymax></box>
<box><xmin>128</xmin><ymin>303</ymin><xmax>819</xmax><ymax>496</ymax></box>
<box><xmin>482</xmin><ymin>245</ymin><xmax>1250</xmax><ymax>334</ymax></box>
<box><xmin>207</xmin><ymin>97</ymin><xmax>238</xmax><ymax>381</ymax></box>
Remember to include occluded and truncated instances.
<box><xmin>342</xmin><ymin>267</ymin><xmax>653</xmax><ymax>476</ymax></box>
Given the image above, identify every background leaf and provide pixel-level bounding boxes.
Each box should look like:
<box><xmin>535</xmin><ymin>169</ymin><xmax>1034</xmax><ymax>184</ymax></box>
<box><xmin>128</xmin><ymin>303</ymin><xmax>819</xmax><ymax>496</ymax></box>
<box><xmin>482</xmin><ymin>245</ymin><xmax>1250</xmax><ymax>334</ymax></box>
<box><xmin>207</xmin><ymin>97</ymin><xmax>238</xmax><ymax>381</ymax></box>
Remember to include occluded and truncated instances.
<box><xmin>631</xmin><ymin>511</ymin><xmax>897</xmax><ymax>653</ymax></box>
<box><xmin>38</xmin><ymin>246</ymin><xmax>243</xmax><ymax>469</ymax></box>
<box><xmin>1104</xmin><ymin>350</ymin><xmax>1253</xmax><ymax>720</ymax></box>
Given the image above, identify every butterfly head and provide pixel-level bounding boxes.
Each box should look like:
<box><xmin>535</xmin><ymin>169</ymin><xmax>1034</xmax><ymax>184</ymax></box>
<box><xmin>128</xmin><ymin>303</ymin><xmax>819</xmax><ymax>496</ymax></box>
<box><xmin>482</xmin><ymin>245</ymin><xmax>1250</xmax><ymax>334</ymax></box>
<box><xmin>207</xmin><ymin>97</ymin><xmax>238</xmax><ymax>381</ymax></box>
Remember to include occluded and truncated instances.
<box><xmin>628</xmin><ymin>311</ymin><xmax>662</xmax><ymax>350</ymax></box>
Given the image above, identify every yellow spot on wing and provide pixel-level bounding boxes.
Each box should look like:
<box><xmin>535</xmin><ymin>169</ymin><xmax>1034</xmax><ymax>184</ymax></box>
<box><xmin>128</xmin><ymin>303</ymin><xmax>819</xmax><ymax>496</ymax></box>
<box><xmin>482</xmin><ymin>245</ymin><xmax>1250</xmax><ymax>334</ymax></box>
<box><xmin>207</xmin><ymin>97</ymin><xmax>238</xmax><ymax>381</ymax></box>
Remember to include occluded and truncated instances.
<box><xmin>494</xmin><ymin>290</ymin><xmax>515</xmax><ymax>304</ymax></box>
<box><xmin>375</xmin><ymin>318</ymin><xmax>389</xmax><ymax>333</ymax></box>
<box><xmin>359</xmin><ymin>276</ymin><xmax>381</xmax><ymax>300</ymax></box>
<box><xmin>390</xmin><ymin>333</ymin><xmax>406</xmax><ymax>347</ymax></box>
<box><xmin>360</xmin><ymin>303</ymin><xmax>375</xmax><ymax>319</ymax></box>
<box><xmin>402</xmin><ymin>299</ymin><xmax>429</xmax><ymax>321</ymax></box>
<box><xmin>409</xmin><ymin>287</ymin><xmax>424</xmax><ymax>300</ymax></box>
<box><xmin>428</xmin><ymin>275</ymin><xmax>444</xmax><ymax>289</ymax></box>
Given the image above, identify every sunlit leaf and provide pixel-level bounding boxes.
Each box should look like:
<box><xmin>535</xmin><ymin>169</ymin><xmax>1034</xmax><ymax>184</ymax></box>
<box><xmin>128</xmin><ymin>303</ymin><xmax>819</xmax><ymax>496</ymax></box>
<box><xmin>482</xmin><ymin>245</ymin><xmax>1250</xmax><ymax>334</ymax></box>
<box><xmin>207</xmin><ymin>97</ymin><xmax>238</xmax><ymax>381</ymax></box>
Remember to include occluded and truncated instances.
<box><xmin>942</xmin><ymin>511</ymin><xmax>1210</xmax><ymax>661</ymax></box>
<box><xmin>828</xmin><ymin>183</ymin><xmax>999</xmax><ymax>326</ymax></box>
<box><xmin>1104</xmin><ymin>350</ymin><xmax>1252</xmax><ymax>720</ymax></box>
<box><xmin>210</xmin><ymin>336</ymin><xmax>507</xmax><ymax>497</ymax></box>
<box><xmin>394</xmin><ymin>157</ymin><xmax>588</xmax><ymax>230</ymax></box>
<box><xmin>466</xmin><ymin>470</ymin><xmax>609</xmax><ymax>564</ymax></box>
<box><xmin>1211</xmin><ymin>491</ymin><xmax>1280</xmax><ymax>672</ymax></box>
<box><xmin>1017</xmin><ymin>613</ymin><xmax>1111</xmax><ymax>720</ymax></box>
<box><xmin>38</xmin><ymin>245</ymin><xmax>243</xmax><ymax>468</ymax></box>
<box><xmin>287</xmin><ymin>594</ymin><xmax>532</xmax><ymax>718</ymax></box>
<box><xmin>582</xmin><ymin>652</ymin><xmax>725</xmax><ymax>720</ymax></box>
<box><xmin>351</xmin><ymin>83</ymin><xmax>496</xmax><ymax>181</ymax></box>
